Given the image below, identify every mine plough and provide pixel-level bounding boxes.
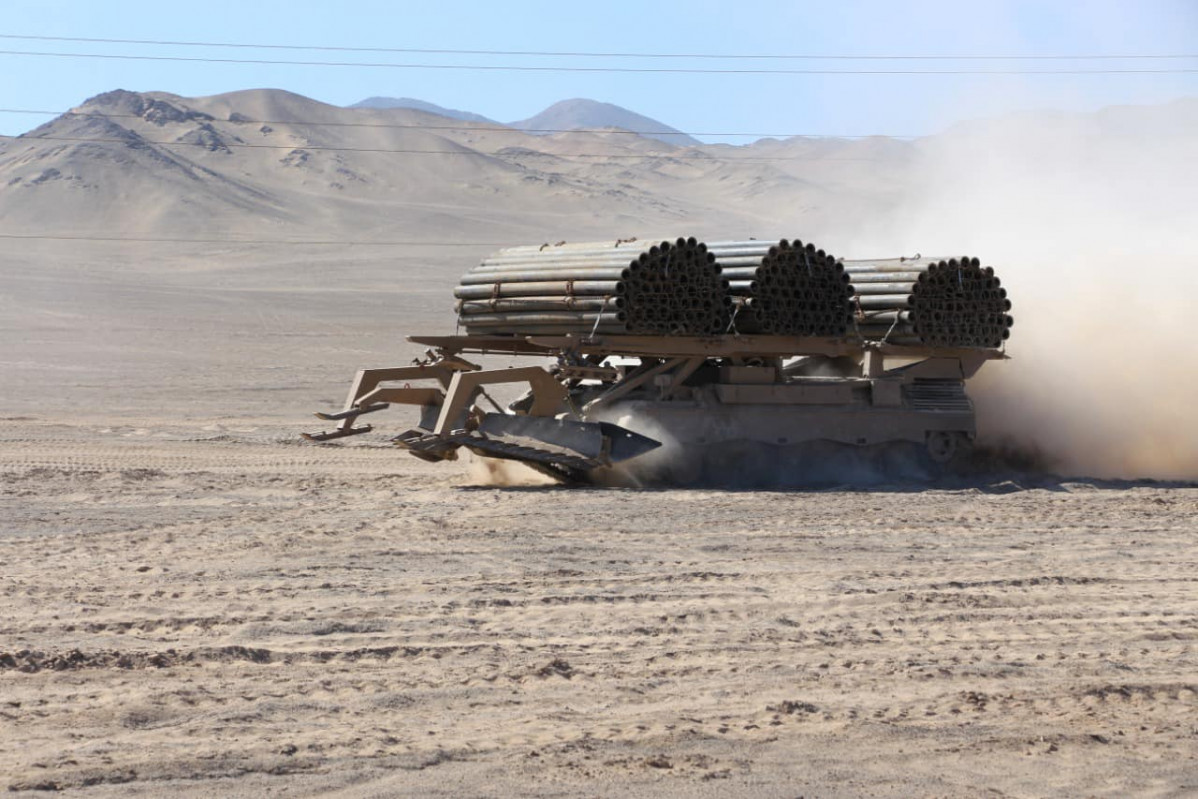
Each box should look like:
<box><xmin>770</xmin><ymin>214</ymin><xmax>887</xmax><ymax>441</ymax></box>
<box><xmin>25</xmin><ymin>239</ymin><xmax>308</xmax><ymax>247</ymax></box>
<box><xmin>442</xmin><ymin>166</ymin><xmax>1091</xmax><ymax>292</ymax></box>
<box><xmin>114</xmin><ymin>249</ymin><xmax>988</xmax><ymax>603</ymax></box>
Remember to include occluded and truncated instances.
<box><xmin>305</xmin><ymin>333</ymin><xmax>1003</xmax><ymax>484</ymax></box>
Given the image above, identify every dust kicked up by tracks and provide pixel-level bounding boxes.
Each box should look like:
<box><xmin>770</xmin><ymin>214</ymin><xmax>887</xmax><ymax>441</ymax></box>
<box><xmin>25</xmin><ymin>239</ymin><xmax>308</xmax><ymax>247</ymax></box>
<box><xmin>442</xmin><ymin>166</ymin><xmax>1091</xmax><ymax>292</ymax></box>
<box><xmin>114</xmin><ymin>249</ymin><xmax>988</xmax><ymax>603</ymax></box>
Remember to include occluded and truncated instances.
<box><xmin>2</xmin><ymin>419</ymin><xmax>1196</xmax><ymax>797</ymax></box>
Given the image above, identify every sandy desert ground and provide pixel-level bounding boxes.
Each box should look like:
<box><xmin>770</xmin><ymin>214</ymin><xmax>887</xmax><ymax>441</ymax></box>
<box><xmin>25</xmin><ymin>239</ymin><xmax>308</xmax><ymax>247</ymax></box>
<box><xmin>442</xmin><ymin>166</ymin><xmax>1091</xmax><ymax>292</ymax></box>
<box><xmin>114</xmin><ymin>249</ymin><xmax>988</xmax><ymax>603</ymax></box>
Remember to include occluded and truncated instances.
<box><xmin>1</xmin><ymin>244</ymin><xmax>1196</xmax><ymax>797</ymax></box>
<box><xmin>2</xmin><ymin>94</ymin><xmax>1197</xmax><ymax>796</ymax></box>
<box><xmin>2</xmin><ymin>416</ymin><xmax>1196</xmax><ymax>798</ymax></box>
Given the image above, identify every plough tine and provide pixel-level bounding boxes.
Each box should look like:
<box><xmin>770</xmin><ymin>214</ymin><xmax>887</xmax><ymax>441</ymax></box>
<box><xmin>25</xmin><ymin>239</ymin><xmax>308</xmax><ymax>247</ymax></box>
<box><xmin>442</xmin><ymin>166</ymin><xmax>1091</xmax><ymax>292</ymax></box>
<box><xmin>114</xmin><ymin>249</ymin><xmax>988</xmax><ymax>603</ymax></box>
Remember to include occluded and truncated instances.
<box><xmin>313</xmin><ymin>403</ymin><xmax>390</xmax><ymax>422</ymax></box>
<box><xmin>301</xmin><ymin>425</ymin><xmax>373</xmax><ymax>442</ymax></box>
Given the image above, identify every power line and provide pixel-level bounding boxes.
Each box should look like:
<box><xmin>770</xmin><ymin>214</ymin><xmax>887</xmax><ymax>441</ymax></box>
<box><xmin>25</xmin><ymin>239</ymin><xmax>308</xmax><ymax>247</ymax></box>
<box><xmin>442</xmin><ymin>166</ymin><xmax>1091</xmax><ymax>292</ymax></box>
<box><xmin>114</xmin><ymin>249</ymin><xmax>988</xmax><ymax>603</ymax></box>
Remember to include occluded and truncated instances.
<box><xmin>1</xmin><ymin>33</ymin><xmax>1194</xmax><ymax>61</ymax></box>
<box><xmin>0</xmin><ymin>133</ymin><xmax>885</xmax><ymax>162</ymax></box>
<box><xmin>0</xmin><ymin>232</ymin><xmax>506</xmax><ymax>246</ymax></box>
<box><xmin>0</xmin><ymin>108</ymin><xmax>920</xmax><ymax>140</ymax></box>
<box><xmin>1</xmin><ymin>48</ymin><xmax>1196</xmax><ymax>74</ymax></box>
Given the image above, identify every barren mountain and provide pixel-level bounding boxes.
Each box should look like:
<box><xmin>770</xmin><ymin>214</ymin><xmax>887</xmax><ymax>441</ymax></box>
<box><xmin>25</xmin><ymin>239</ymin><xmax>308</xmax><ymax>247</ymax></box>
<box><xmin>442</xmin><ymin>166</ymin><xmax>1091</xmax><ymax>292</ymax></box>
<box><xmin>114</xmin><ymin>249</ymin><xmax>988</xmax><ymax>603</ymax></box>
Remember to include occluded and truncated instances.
<box><xmin>348</xmin><ymin>96</ymin><xmax>500</xmax><ymax>124</ymax></box>
<box><xmin>348</xmin><ymin>96</ymin><xmax>699</xmax><ymax>147</ymax></box>
<box><xmin>2</xmin><ymin>90</ymin><xmax>1194</xmax><ymax>254</ymax></box>
<box><xmin>0</xmin><ymin>88</ymin><xmax>912</xmax><ymax>243</ymax></box>
<box><xmin>510</xmin><ymin>98</ymin><xmax>701</xmax><ymax>146</ymax></box>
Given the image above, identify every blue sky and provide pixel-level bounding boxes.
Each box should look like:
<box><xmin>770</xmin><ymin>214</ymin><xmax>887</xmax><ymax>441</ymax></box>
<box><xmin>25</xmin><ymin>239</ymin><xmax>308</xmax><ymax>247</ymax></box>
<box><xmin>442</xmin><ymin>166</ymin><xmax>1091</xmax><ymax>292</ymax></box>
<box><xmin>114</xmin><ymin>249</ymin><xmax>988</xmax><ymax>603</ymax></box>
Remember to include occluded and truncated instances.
<box><xmin>2</xmin><ymin>0</ymin><xmax>1195</xmax><ymax>141</ymax></box>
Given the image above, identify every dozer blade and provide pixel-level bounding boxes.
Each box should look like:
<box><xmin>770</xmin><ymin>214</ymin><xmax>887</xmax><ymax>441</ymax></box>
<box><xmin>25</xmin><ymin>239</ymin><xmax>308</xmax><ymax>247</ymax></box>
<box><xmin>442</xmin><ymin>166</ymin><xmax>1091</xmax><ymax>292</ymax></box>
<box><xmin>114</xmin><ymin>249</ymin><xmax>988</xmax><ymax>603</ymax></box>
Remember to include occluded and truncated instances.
<box><xmin>478</xmin><ymin>413</ymin><xmax>661</xmax><ymax>464</ymax></box>
<box><xmin>313</xmin><ymin>403</ymin><xmax>389</xmax><ymax>422</ymax></box>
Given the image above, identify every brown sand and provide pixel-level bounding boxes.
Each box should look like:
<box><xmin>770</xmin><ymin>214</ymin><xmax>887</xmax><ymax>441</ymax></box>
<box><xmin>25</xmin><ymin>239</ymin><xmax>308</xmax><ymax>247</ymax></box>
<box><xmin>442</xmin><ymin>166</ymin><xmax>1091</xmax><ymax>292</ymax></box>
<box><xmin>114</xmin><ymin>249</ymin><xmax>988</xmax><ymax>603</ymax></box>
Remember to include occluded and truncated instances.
<box><xmin>2</xmin><ymin>94</ymin><xmax>1197</xmax><ymax>796</ymax></box>
<box><xmin>2</xmin><ymin>419</ymin><xmax>1196</xmax><ymax>797</ymax></box>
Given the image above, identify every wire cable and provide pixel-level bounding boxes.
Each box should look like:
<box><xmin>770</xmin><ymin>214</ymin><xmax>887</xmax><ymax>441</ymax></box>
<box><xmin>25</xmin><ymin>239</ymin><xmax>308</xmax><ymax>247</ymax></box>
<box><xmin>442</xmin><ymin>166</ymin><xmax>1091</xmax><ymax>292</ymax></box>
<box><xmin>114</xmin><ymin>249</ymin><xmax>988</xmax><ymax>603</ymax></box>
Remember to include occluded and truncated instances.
<box><xmin>0</xmin><ymin>108</ymin><xmax>919</xmax><ymax>139</ymax></box>
<box><xmin>0</xmin><ymin>232</ymin><xmax>513</xmax><ymax>246</ymax></box>
<box><xmin>1</xmin><ymin>33</ymin><xmax>1194</xmax><ymax>61</ymax></box>
<box><xmin>0</xmin><ymin>133</ymin><xmax>884</xmax><ymax>161</ymax></box>
<box><xmin>1</xmin><ymin>48</ymin><xmax>1196</xmax><ymax>74</ymax></box>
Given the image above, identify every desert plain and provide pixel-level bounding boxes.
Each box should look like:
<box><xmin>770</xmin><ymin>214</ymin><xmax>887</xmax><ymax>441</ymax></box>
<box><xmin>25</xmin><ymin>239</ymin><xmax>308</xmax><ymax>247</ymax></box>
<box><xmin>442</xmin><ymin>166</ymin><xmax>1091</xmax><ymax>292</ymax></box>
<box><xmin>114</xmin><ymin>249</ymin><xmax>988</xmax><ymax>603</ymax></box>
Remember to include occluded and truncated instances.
<box><xmin>2</xmin><ymin>91</ymin><xmax>1197</xmax><ymax>796</ymax></box>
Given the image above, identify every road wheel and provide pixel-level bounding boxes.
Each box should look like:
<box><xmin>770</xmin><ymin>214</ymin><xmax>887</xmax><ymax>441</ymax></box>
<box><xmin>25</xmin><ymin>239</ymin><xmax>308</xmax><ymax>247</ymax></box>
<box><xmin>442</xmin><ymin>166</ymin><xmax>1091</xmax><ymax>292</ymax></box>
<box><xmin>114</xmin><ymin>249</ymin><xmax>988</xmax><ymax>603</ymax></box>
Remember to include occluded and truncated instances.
<box><xmin>926</xmin><ymin>431</ymin><xmax>964</xmax><ymax>464</ymax></box>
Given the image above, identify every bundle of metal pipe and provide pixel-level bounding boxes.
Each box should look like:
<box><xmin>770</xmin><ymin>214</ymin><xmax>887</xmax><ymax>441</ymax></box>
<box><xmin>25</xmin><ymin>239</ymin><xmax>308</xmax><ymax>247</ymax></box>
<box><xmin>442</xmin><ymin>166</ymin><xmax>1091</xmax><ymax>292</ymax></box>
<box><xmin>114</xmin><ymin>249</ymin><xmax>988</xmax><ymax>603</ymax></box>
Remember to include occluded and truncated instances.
<box><xmin>708</xmin><ymin>239</ymin><xmax>853</xmax><ymax>336</ymax></box>
<box><xmin>845</xmin><ymin>255</ymin><xmax>1014</xmax><ymax>348</ymax></box>
<box><xmin>454</xmin><ymin>238</ymin><xmax>727</xmax><ymax>336</ymax></box>
<box><xmin>623</xmin><ymin>238</ymin><xmax>729</xmax><ymax>335</ymax></box>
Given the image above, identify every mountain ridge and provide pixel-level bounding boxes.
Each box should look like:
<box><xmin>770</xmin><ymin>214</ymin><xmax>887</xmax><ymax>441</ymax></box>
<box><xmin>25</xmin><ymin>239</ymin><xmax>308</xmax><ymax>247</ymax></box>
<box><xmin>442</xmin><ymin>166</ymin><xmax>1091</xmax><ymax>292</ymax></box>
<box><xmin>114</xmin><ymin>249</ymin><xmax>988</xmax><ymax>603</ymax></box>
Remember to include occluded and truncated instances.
<box><xmin>0</xmin><ymin>88</ymin><xmax>909</xmax><ymax>240</ymax></box>
<box><xmin>1</xmin><ymin>88</ymin><xmax>1191</xmax><ymax>248</ymax></box>
<box><xmin>347</xmin><ymin>96</ymin><xmax>700</xmax><ymax>146</ymax></box>
<box><xmin>510</xmin><ymin>98</ymin><xmax>699</xmax><ymax>146</ymax></box>
<box><xmin>348</xmin><ymin>96</ymin><xmax>499</xmax><ymax>125</ymax></box>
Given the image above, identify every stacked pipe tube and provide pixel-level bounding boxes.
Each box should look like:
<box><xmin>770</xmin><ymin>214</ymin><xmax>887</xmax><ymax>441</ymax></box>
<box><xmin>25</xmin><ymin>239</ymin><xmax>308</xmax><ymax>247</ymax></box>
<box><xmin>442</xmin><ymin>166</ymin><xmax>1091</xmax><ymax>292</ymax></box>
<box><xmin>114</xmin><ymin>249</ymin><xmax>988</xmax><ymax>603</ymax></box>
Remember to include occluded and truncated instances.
<box><xmin>454</xmin><ymin>238</ymin><xmax>727</xmax><ymax>336</ymax></box>
<box><xmin>707</xmin><ymin>239</ymin><xmax>854</xmax><ymax>336</ymax></box>
<box><xmin>845</xmin><ymin>255</ymin><xmax>1014</xmax><ymax>347</ymax></box>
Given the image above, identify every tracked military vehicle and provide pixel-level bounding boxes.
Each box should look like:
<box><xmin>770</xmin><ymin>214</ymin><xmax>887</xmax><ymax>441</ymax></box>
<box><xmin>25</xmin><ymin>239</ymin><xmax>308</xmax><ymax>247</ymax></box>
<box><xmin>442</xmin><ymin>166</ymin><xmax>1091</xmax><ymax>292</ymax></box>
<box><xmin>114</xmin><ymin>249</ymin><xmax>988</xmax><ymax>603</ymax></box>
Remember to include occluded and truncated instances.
<box><xmin>305</xmin><ymin>238</ymin><xmax>1011</xmax><ymax>485</ymax></box>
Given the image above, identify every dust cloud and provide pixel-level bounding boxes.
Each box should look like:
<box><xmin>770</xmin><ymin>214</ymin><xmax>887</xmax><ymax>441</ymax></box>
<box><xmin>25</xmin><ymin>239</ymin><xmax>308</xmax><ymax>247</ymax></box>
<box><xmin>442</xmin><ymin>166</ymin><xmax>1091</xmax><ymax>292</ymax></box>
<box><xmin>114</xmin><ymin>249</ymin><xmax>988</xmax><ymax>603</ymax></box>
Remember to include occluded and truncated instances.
<box><xmin>469</xmin><ymin>102</ymin><xmax>1198</xmax><ymax>486</ymax></box>
<box><xmin>861</xmin><ymin>100</ymin><xmax>1198</xmax><ymax>481</ymax></box>
<box><xmin>608</xmin><ymin>101</ymin><xmax>1198</xmax><ymax>486</ymax></box>
<box><xmin>467</xmin><ymin>452</ymin><xmax>556</xmax><ymax>487</ymax></box>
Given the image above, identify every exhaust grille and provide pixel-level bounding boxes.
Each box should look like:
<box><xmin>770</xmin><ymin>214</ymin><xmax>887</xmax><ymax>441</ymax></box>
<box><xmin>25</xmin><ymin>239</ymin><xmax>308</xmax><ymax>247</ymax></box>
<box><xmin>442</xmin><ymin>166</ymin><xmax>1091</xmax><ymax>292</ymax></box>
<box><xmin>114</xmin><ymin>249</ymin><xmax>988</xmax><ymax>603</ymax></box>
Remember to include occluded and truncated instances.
<box><xmin>905</xmin><ymin>379</ymin><xmax>972</xmax><ymax>412</ymax></box>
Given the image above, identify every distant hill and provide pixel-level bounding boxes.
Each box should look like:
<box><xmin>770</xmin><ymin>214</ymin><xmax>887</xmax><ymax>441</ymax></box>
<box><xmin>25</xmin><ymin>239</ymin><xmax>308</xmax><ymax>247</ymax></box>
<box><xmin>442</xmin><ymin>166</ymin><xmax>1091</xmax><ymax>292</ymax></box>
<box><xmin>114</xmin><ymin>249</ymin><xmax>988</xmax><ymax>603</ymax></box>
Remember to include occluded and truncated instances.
<box><xmin>0</xmin><ymin>87</ymin><xmax>847</xmax><ymax>240</ymax></box>
<box><xmin>509</xmin><ymin>99</ymin><xmax>700</xmax><ymax>146</ymax></box>
<box><xmin>347</xmin><ymin>96</ymin><xmax>699</xmax><ymax>147</ymax></box>
<box><xmin>348</xmin><ymin>97</ymin><xmax>499</xmax><ymax>125</ymax></box>
<box><xmin>0</xmin><ymin>88</ymin><xmax>556</xmax><ymax>236</ymax></box>
<box><xmin>3</xmin><ymin>87</ymin><xmax>1186</xmax><ymax>248</ymax></box>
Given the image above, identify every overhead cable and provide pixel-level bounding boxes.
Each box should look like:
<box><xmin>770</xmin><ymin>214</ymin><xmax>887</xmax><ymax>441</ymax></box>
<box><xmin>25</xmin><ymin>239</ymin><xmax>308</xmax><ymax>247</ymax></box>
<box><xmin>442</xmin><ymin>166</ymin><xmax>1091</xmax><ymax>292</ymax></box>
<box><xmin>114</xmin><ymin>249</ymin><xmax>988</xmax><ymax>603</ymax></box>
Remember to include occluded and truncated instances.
<box><xmin>1</xmin><ymin>48</ymin><xmax>1195</xmax><ymax>74</ymax></box>
<box><xmin>0</xmin><ymin>232</ymin><xmax>508</xmax><ymax>246</ymax></box>
<box><xmin>0</xmin><ymin>109</ymin><xmax>920</xmax><ymax>139</ymax></box>
<box><xmin>0</xmin><ymin>133</ymin><xmax>883</xmax><ymax>161</ymax></box>
<box><xmin>1</xmin><ymin>33</ymin><xmax>1193</xmax><ymax>61</ymax></box>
